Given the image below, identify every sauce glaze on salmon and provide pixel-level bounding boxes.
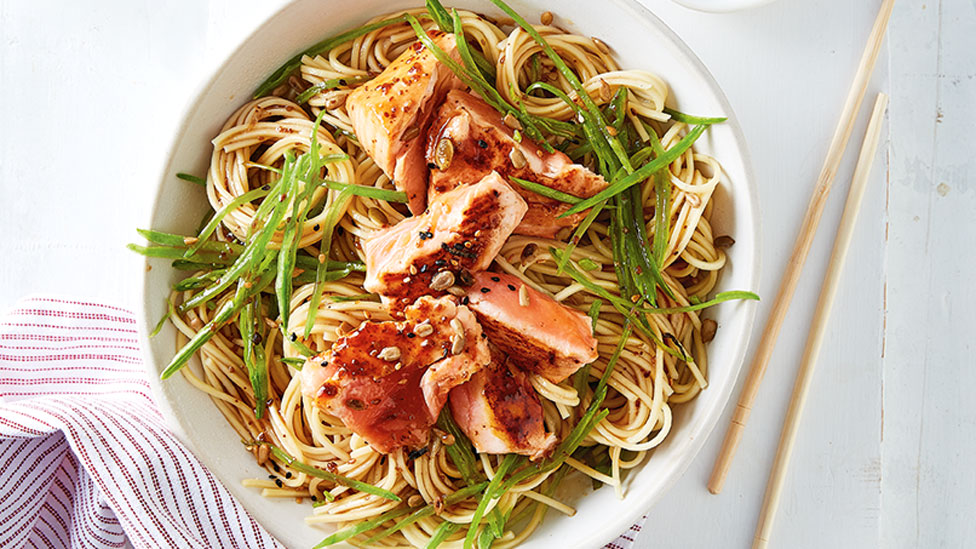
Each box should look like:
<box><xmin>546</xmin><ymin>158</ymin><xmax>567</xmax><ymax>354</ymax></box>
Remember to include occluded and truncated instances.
<box><xmin>363</xmin><ymin>171</ymin><xmax>527</xmax><ymax>312</ymax></box>
<box><xmin>425</xmin><ymin>90</ymin><xmax>608</xmax><ymax>238</ymax></box>
<box><xmin>449</xmin><ymin>346</ymin><xmax>557</xmax><ymax>461</ymax></box>
<box><xmin>300</xmin><ymin>297</ymin><xmax>490</xmax><ymax>453</ymax></box>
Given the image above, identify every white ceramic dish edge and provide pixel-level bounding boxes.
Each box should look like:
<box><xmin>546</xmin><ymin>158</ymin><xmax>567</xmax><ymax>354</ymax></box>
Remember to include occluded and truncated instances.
<box><xmin>672</xmin><ymin>0</ymin><xmax>778</xmax><ymax>13</ymax></box>
<box><xmin>135</xmin><ymin>1</ymin><xmax>762</xmax><ymax>547</ymax></box>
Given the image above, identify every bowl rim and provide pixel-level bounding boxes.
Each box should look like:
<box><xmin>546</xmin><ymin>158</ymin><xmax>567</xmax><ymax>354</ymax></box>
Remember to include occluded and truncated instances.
<box><xmin>672</xmin><ymin>0</ymin><xmax>779</xmax><ymax>13</ymax></box>
<box><xmin>134</xmin><ymin>1</ymin><xmax>762</xmax><ymax>547</ymax></box>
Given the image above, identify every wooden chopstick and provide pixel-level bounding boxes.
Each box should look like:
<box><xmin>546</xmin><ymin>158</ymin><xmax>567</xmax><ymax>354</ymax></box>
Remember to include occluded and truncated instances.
<box><xmin>707</xmin><ymin>0</ymin><xmax>896</xmax><ymax>495</ymax></box>
<box><xmin>752</xmin><ymin>92</ymin><xmax>888</xmax><ymax>549</ymax></box>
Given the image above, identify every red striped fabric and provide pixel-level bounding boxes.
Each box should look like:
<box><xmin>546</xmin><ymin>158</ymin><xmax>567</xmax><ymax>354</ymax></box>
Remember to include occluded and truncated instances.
<box><xmin>0</xmin><ymin>296</ymin><xmax>644</xmax><ymax>548</ymax></box>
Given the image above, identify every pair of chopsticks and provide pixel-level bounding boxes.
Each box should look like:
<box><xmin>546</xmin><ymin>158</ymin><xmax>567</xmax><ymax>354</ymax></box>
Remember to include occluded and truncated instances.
<box><xmin>706</xmin><ymin>0</ymin><xmax>895</xmax><ymax>547</ymax></box>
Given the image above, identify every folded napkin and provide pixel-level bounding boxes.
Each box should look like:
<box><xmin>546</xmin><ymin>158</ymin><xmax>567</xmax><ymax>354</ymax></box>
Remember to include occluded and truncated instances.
<box><xmin>0</xmin><ymin>296</ymin><xmax>644</xmax><ymax>548</ymax></box>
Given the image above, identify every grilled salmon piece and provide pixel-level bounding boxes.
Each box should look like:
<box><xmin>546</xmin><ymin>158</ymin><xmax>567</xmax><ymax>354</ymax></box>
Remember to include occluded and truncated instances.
<box><xmin>363</xmin><ymin>171</ymin><xmax>527</xmax><ymax>311</ymax></box>
<box><xmin>425</xmin><ymin>90</ymin><xmax>608</xmax><ymax>238</ymax></box>
<box><xmin>449</xmin><ymin>347</ymin><xmax>557</xmax><ymax>461</ymax></box>
<box><xmin>407</xmin><ymin>297</ymin><xmax>491</xmax><ymax>419</ymax></box>
<box><xmin>300</xmin><ymin>297</ymin><xmax>490</xmax><ymax>453</ymax></box>
<box><xmin>346</xmin><ymin>31</ymin><xmax>463</xmax><ymax>215</ymax></box>
<box><xmin>464</xmin><ymin>271</ymin><xmax>598</xmax><ymax>383</ymax></box>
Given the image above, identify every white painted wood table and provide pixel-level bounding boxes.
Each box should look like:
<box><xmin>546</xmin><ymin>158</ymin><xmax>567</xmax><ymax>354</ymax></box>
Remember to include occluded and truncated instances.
<box><xmin>1</xmin><ymin>0</ymin><xmax>971</xmax><ymax>547</ymax></box>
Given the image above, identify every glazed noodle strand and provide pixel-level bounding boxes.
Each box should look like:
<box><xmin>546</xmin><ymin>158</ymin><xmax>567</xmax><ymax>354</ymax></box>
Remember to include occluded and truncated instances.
<box><xmin>163</xmin><ymin>7</ymin><xmax>736</xmax><ymax>548</ymax></box>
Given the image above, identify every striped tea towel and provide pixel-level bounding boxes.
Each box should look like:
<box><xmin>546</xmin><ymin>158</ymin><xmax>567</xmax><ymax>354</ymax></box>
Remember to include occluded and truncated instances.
<box><xmin>0</xmin><ymin>296</ymin><xmax>645</xmax><ymax>548</ymax></box>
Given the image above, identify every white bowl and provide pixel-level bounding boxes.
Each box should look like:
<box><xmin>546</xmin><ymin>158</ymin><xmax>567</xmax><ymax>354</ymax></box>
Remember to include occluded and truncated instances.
<box><xmin>672</xmin><ymin>0</ymin><xmax>779</xmax><ymax>12</ymax></box>
<box><xmin>137</xmin><ymin>1</ymin><xmax>760</xmax><ymax>547</ymax></box>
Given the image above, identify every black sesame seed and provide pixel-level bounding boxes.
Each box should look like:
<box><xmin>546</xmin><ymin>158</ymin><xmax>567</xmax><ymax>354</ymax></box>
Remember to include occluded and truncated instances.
<box><xmin>289</xmin><ymin>333</ymin><xmax>298</xmax><ymax>342</ymax></box>
<box><xmin>508</xmin><ymin>284</ymin><xmax>517</xmax><ymax>291</ymax></box>
<box><xmin>311</xmin><ymin>495</ymin><xmax>318</xmax><ymax>502</ymax></box>
<box><xmin>461</xmin><ymin>296</ymin><xmax>470</xmax><ymax>305</ymax></box>
<box><xmin>313</xmin><ymin>224</ymin><xmax>320</xmax><ymax>231</ymax></box>
<box><xmin>261</xmin><ymin>184</ymin><xmax>271</xmax><ymax>191</ymax></box>
<box><xmin>480</xmin><ymin>287</ymin><xmax>491</xmax><ymax>293</ymax></box>
<box><xmin>285</xmin><ymin>472</ymin><xmax>292</xmax><ymax>479</ymax></box>
<box><xmin>268</xmin><ymin>475</ymin><xmax>276</xmax><ymax>479</ymax></box>
<box><xmin>491</xmin><ymin>276</ymin><xmax>500</xmax><ymax>282</ymax></box>
<box><xmin>427</xmin><ymin>162</ymin><xmax>438</xmax><ymax>170</ymax></box>
<box><xmin>419</xmin><ymin>264</ymin><xmax>429</xmax><ymax>273</ymax></box>
<box><xmin>337</xmin><ymin>226</ymin><xmax>345</xmax><ymax>235</ymax></box>
<box><xmin>339</xmin><ymin>79</ymin><xmax>347</xmax><ymax>86</ymax></box>
<box><xmin>407</xmin><ymin>333</ymin><xmax>416</xmax><ymax>338</ymax></box>
<box><xmin>434</xmin><ymin>259</ymin><xmax>446</xmax><ymax>266</ymax></box>
<box><xmin>408</xmin><ymin>447</ymin><xmax>429</xmax><ymax>460</ymax></box>
<box><xmin>477</xmin><ymin>139</ymin><xmax>488</xmax><ymax>148</ymax></box>
<box><xmin>275</xmin><ymin>479</ymin><xmax>283</xmax><ymax>488</ymax></box>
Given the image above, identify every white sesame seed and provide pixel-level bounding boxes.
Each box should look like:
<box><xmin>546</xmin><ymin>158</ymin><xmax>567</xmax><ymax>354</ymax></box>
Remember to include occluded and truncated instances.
<box><xmin>378</xmin><ymin>346</ymin><xmax>401</xmax><ymax>361</ymax></box>
<box><xmin>414</xmin><ymin>322</ymin><xmax>434</xmax><ymax>338</ymax></box>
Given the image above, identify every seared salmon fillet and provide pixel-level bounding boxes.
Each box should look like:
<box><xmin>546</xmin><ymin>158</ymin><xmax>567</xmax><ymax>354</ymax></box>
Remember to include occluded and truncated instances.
<box><xmin>408</xmin><ymin>297</ymin><xmax>491</xmax><ymax>419</ymax></box>
<box><xmin>464</xmin><ymin>271</ymin><xmax>598</xmax><ymax>383</ymax></box>
<box><xmin>425</xmin><ymin>90</ymin><xmax>608</xmax><ymax>238</ymax></box>
<box><xmin>346</xmin><ymin>31</ymin><xmax>463</xmax><ymax>214</ymax></box>
<box><xmin>449</xmin><ymin>346</ymin><xmax>557</xmax><ymax>461</ymax></box>
<box><xmin>300</xmin><ymin>297</ymin><xmax>490</xmax><ymax>453</ymax></box>
<box><xmin>363</xmin><ymin>171</ymin><xmax>527</xmax><ymax>311</ymax></box>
